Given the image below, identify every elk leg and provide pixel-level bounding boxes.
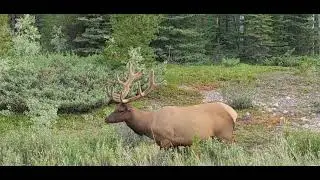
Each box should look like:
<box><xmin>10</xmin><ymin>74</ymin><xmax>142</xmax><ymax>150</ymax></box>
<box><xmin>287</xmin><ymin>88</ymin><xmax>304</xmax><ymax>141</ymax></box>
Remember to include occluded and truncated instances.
<box><xmin>159</xmin><ymin>139</ymin><xmax>174</xmax><ymax>150</ymax></box>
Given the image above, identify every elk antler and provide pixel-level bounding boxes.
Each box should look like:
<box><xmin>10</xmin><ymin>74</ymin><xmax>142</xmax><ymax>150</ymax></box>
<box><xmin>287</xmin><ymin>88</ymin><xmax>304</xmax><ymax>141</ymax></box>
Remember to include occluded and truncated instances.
<box><xmin>106</xmin><ymin>62</ymin><xmax>158</xmax><ymax>104</ymax></box>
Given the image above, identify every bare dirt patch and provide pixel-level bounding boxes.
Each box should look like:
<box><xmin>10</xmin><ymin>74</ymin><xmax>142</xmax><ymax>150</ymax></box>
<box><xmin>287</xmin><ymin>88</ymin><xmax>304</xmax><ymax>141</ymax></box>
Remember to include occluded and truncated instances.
<box><xmin>190</xmin><ymin>70</ymin><xmax>320</xmax><ymax>131</ymax></box>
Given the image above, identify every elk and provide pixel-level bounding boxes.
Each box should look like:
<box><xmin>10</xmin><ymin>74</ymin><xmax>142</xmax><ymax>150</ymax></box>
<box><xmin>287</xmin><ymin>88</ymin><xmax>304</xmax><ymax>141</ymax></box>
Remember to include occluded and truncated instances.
<box><xmin>105</xmin><ymin>62</ymin><xmax>238</xmax><ymax>149</ymax></box>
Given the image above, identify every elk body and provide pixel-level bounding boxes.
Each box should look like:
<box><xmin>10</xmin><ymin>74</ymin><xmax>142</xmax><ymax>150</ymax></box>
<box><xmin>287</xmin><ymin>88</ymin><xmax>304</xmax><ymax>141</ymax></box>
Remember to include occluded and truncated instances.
<box><xmin>105</xmin><ymin>63</ymin><xmax>238</xmax><ymax>149</ymax></box>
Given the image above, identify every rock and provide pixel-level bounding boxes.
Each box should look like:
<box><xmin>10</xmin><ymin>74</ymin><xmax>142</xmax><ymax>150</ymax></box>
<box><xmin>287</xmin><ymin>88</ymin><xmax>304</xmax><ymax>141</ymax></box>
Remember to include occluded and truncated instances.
<box><xmin>286</xmin><ymin>96</ymin><xmax>291</xmax><ymax>100</ymax></box>
<box><xmin>291</xmin><ymin>122</ymin><xmax>299</xmax><ymax>127</ymax></box>
<box><xmin>266</xmin><ymin>108</ymin><xmax>273</xmax><ymax>113</ymax></box>
<box><xmin>272</xmin><ymin>113</ymin><xmax>277</xmax><ymax>117</ymax></box>
<box><xmin>317</xmin><ymin>122</ymin><xmax>320</xmax><ymax>127</ymax></box>
<box><xmin>273</xmin><ymin>103</ymin><xmax>279</xmax><ymax>108</ymax></box>
<box><xmin>302</xmin><ymin>124</ymin><xmax>310</xmax><ymax>129</ymax></box>
<box><xmin>245</xmin><ymin>112</ymin><xmax>250</xmax><ymax>116</ymax></box>
<box><xmin>260</xmin><ymin>102</ymin><xmax>266</xmax><ymax>107</ymax></box>
<box><xmin>283</xmin><ymin>110</ymin><xmax>288</xmax><ymax>114</ymax></box>
<box><xmin>301</xmin><ymin>117</ymin><xmax>309</xmax><ymax>122</ymax></box>
<box><xmin>311</xmin><ymin>124</ymin><xmax>318</xmax><ymax>128</ymax></box>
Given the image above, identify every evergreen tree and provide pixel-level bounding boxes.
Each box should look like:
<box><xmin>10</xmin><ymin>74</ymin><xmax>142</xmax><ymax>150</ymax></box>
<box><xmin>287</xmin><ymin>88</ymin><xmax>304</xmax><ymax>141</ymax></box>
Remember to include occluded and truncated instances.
<box><xmin>240</xmin><ymin>14</ymin><xmax>274</xmax><ymax>62</ymax></box>
<box><xmin>285</xmin><ymin>14</ymin><xmax>314</xmax><ymax>55</ymax></box>
<box><xmin>152</xmin><ymin>14</ymin><xmax>209</xmax><ymax>64</ymax></box>
<box><xmin>204</xmin><ymin>14</ymin><xmax>242</xmax><ymax>61</ymax></box>
<box><xmin>73</xmin><ymin>14</ymin><xmax>111</xmax><ymax>56</ymax></box>
<box><xmin>270</xmin><ymin>15</ymin><xmax>291</xmax><ymax>56</ymax></box>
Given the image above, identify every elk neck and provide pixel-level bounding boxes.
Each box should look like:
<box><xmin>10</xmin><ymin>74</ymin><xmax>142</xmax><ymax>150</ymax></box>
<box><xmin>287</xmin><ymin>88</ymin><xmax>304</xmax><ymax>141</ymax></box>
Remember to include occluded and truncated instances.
<box><xmin>124</xmin><ymin>107</ymin><xmax>154</xmax><ymax>137</ymax></box>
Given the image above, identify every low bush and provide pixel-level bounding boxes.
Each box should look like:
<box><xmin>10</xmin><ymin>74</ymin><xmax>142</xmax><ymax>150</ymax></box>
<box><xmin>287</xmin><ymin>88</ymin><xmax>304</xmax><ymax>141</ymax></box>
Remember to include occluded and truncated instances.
<box><xmin>221</xmin><ymin>57</ymin><xmax>240</xmax><ymax>67</ymax></box>
<box><xmin>220</xmin><ymin>83</ymin><xmax>255</xmax><ymax>110</ymax></box>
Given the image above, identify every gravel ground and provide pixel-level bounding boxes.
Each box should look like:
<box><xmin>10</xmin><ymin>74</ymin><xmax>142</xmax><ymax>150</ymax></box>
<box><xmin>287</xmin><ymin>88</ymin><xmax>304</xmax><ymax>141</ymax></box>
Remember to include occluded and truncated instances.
<box><xmin>199</xmin><ymin>70</ymin><xmax>320</xmax><ymax>131</ymax></box>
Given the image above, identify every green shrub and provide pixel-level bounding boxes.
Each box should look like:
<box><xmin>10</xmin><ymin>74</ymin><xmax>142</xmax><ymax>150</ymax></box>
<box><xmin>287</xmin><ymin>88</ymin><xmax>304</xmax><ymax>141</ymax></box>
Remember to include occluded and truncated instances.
<box><xmin>10</xmin><ymin>14</ymin><xmax>42</xmax><ymax>56</ymax></box>
<box><xmin>296</xmin><ymin>57</ymin><xmax>317</xmax><ymax>75</ymax></box>
<box><xmin>0</xmin><ymin>49</ymin><xmax>166</xmax><ymax>115</ymax></box>
<box><xmin>284</xmin><ymin>130</ymin><xmax>320</xmax><ymax>158</ymax></box>
<box><xmin>262</xmin><ymin>56</ymin><xmax>301</xmax><ymax>67</ymax></box>
<box><xmin>221</xmin><ymin>83</ymin><xmax>255</xmax><ymax>110</ymax></box>
<box><xmin>0</xmin><ymin>53</ymin><xmax>111</xmax><ymax>114</ymax></box>
<box><xmin>104</xmin><ymin>14</ymin><xmax>162</xmax><ymax>67</ymax></box>
<box><xmin>221</xmin><ymin>57</ymin><xmax>240</xmax><ymax>67</ymax></box>
<box><xmin>312</xmin><ymin>101</ymin><xmax>320</xmax><ymax>113</ymax></box>
<box><xmin>0</xmin><ymin>15</ymin><xmax>12</xmax><ymax>57</ymax></box>
<box><xmin>50</xmin><ymin>25</ymin><xmax>68</xmax><ymax>53</ymax></box>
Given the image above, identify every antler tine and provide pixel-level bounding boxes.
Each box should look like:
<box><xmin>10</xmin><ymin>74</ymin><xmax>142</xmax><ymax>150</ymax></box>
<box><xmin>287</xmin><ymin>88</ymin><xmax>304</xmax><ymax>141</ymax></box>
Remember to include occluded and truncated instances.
<box><xmin>120</xmin><ymin>69</ymin><xmax>157</xmax><ymax>103</ymax></box>
<box><xmin>115</xmin><ymin>61</ymin><xmax>143</xmax><ymax>102</ymax></box>
<box><xmin>106</xmin><ymin>86</ymin><xmax>123</xmax><ymax>103</ymax></box>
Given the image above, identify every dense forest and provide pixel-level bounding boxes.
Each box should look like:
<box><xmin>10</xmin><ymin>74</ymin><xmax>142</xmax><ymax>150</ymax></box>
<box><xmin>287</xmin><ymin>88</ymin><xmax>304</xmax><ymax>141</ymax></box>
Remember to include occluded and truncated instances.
<box><xmin>1</xmin><ymin>14</ymin><xmax>319</xmax><ymax>64</ymax></box>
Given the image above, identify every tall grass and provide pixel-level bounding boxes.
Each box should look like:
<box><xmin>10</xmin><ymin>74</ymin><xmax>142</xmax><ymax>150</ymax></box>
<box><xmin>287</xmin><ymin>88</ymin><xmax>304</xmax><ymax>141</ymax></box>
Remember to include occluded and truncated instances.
<box><xmin>0</xmin><ymin>125</ymin><xmax>320</xmax><ymax>165</ymax></box>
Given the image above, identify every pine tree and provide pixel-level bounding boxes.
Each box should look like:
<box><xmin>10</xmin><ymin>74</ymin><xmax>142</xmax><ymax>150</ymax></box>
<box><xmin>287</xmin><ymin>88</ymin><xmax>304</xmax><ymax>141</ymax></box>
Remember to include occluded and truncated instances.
<box><xmin>270</xmin><ymin>15</ymin><xmax>291</xmax><ymax>56</ymax></box>
<box><xmin>73</xmin><ymin>14</ymin><xmax>111</xmax><ymax>56</ymax></box>
<box><xmin>284</xmin><ymin>14</ymin><xmax>314</xmax><ymax>55</ymax></box>
<box><xmin>152</xmin><ymin>14</ymin><xmax>209</xmax><ymax>64</ymax></box>
<box><xmin>240</xmin><ymin>14</ymin><xmax>274</xmax><ymax>62</ymax></box>
<box><xmin>204</xmin><ymin>14</ymin><xmax>242</xmax><ymax>61</ymax></box>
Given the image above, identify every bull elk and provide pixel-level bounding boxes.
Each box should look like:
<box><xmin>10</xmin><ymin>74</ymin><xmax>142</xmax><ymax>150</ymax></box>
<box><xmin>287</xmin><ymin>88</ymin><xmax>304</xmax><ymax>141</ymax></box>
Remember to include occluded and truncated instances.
<box><xmin>105</xmin><ymin>62</ymin><xmax>238</xmax><ymax>149</ymax></box>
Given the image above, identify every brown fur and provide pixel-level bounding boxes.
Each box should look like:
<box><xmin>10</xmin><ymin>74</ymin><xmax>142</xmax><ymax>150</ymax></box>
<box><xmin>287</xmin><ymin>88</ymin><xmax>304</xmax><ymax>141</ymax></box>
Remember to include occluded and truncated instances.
<box><xmin>105</xmin><ymin>102</ymin><xmax>237</xmax><ymax>149</ymax></box>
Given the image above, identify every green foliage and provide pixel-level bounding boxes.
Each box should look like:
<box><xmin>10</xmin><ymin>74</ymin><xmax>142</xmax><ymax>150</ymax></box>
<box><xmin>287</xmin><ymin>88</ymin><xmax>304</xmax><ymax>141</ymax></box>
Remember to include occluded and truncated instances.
<box><xmin>104</xmin><ymin>14</ymin><xmax>162</xmax><ymax>67</ymax></box>
<box><xmin>262</xmin><ymin>56</ymin><xmax>301</xmax><ymax>67</ymax></box>
<box><xmin>296</xmin><ymin>57</ymin><xmax>317</xmax><ymax>75</ymax></box>
<box><xmin>221</xmin><ymin>57</ymin><xmax>240</xmax><ymax>67</ymax></box>
<box><xmin>37</xmin><ymin>14</ymin><xmax>80</xmax><ymax>52</ymax></box>
<box><xmin>285</xmin><ymin>130</ymin><xmax>320</xmax><ymax>157</ymax></box>
<box><xmin>1</xmin><ymin>122</ymin><xmax>320</xmax><ymax>165</ymax></box>
<box><xmin>152</xmin><ymin>14</ymin><xmax>210</xmax><ymax>64</ymax></box>
<box><xmin>0</xmin><ymin>53</ymin><xmax>111</xmax><ymax>114</ymax></box>
<box><xmin>164</xmin><ymin>63</ymin><xmax>290</xmax><ymax>86</ymax></box>
<box><xmin>204</xmin><ymin>14</ymin><xmax>242</xmax><ymax>62</ymax></box>
<box><xmin>312</xmin><ymin>101</ymin><xmax>320</xmax><ymax>113</ymax></box>
<box><xmin>240</xmin><ymin>14</ymin><xmax>274</xmax><ymax>62</ymax></box>
<box><xmin>0</xmin><ymin>15</ymin><xmax>12</xmax><ymax>57</ymax></box>
<box><xmin>24</xmin><ymin>98</ymin><xmax>58</xmax><ymax>128</ymax></box>
<box><xmin>11</xmin><ymin>14</ymin><xmax>41</xmax><ymax>56</ymax></box>
<box><xmin>150</xmin><ymin>84</ymin><xmax>202</xmax><ymax>106</ymax></box>
<box><xmin>221</xmin><ymin>83</ymin><xmax>255</xmax><ymax>110</ymax></box>
<box><xmin>50</xmin><ymin>25</ymin><xmax>68</xmax><ymax>53</ymax></box>
<box><xmin>73</xmin><ymin>14</ymin><xmax>111</xmax><ymax>56</ymax></box>
<box><xmin>284</xmin><ymin>15</ymin><xmax>314</xmax><ymax>55</ymax></box>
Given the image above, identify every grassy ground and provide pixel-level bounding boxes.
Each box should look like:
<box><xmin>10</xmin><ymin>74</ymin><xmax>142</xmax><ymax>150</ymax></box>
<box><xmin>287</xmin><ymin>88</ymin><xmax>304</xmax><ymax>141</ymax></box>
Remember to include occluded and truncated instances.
<box><xmin>1</xmin><ymin>63</ymin><xmax>320</xmax><ymax>166</ymax></box>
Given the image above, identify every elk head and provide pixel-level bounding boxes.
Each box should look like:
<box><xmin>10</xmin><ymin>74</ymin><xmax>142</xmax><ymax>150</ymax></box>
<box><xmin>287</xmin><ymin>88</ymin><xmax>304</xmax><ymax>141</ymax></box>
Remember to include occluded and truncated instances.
<box><xmin>105</xmin><ymin>62</ymin><xmax>158</xmax><ymax>124</ymax></box>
